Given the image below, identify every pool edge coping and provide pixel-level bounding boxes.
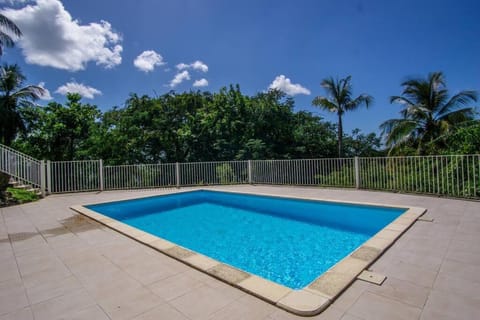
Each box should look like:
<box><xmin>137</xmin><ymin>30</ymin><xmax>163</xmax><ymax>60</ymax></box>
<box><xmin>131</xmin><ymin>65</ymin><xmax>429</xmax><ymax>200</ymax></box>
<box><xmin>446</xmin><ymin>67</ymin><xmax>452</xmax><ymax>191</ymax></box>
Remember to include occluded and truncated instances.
<box><xmin>70</xmin><ymin>188</ymin><xmax>426</xmax><ymax>316</ymax></box>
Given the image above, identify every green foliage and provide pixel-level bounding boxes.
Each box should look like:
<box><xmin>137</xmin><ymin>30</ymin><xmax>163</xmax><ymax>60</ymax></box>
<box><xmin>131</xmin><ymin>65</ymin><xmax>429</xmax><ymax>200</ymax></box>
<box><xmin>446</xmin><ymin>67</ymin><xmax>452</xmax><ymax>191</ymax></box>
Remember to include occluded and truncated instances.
<box><xmin>442</xmin><ymin>122</ymin><xmax>480</xmax><ymax>154</ymax></box>
<box><xmin>357</xmin><ymin>156</ymin><xmax>479</xmax><ymax>198</ymax></box>
<box><xmin>381</xmin><ymin>72</ymin><xmax>477</xmax><ymax>155</ymax></box>
<box><xmin>6</xmin><ymin>187</ymin><xmax>38</xmax><ymax>203</ymax></box>
<box><xmin>0</xmin><ymin>64</ymin><xmax>44</xmax><ymax>146</ymax></box>
<box><xmin>312</xmin><ymin>76</ymin><xmax>373</xmax><ymax>157</ymax></box>
<box><xmin>0</xmin><ymin>172</ymin><xmax>9</xmax><ymax>202</ymax></box>
<box><xmin>216</xmin><ymin>164</ymin><xmax>236</xmax><ymax>184</ymax></box>
<box><xmin>14</xmin><ymin>93</ymin><xmax>101</xmax><ymax>160</ymax></box>
<box><xmin>13</xmin><ymin>85</ymin><xmax>382</xmax><ymax>164</ymax></box>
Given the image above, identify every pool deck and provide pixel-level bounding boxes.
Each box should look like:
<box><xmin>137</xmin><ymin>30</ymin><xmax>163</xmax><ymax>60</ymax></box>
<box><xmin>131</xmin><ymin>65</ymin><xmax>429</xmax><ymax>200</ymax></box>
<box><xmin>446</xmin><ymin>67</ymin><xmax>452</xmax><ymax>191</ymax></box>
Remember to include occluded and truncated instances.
<box><xmin>1</xmin><ymin>186</ymin><xmax>479</xmax><ymax>319</ymax></box>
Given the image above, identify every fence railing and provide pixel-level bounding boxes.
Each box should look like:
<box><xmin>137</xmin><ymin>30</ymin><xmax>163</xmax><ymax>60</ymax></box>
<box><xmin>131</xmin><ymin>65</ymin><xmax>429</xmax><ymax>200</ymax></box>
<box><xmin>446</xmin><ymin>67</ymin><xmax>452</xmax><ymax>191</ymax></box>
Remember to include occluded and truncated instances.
<box><xmin>1</xmin><ymin>144</ymin><xmax>479</xmax><ymax>200</ymax></box>
<box><xmin>179</xmin><ymin>161</ymin><xmax>249</xmax><ymax>186</ymax></box>
<box><xmin>49</xmin><ymin>160</ymin><xmax>101</xmax><ymax>193</ymax></box>
<box><xmin>359</xmin><ymin>155</ymin><xmax>479</xmax><ymax>199</ymax></box>
<box><xmin>0</xmin><ymin>143</ymin><xmax>44</xmax><ymax>192</ymax></box>
<box><xmin>104</xmin><ymin>163</ymin><xmax>177</xmax><ymax>190</ymax></box>
<box><xmin>251</xmin><ymin>158</ymin><xmax>356</xmax><ymax>187</ymax></box>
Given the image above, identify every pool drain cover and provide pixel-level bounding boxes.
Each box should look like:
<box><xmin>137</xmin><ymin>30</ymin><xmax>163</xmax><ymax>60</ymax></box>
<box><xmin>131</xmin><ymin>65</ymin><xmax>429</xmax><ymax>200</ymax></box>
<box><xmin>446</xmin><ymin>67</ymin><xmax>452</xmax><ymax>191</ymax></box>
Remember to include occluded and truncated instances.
<box><xmin>357</xmin><ymin>270</ymin><xmax>386</xmax><ymax>285</ymax></box>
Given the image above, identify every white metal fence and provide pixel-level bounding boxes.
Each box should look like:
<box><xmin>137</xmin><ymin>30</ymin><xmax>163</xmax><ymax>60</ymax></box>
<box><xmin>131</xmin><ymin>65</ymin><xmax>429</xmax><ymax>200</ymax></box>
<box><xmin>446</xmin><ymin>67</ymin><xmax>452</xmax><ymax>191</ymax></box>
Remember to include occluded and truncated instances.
<box><xmin>1</xmin><ymin>144</ymin><xmax>479</xmax><ymax>199</ymax></box>
<box><xmin>104</xmin><ymin>163</ymin><xmax>176</xmax><ymax>190</ymax></box>
<box><xmin>0</xmin><ymin>144</ymin><xmax>44</xmax><ymax>191</ymax></box>
<box><xmin>251</xmin><ymin>159</ymin><xmax>356</xmax><ymax>187</ymax></box>
<box><xmin>359</xmin><ymin>155</ymin><xmax>480</xmax><ymax>198</ymax></box>
<box><xmin>49</xmin><ymin>160</ymin><xmax>101</xmax><ymax>193</ymax></box>
<box><xmin>179</xmin><ymin>161</ymin><xmax>248</xmax><ymax>186</ymax></box>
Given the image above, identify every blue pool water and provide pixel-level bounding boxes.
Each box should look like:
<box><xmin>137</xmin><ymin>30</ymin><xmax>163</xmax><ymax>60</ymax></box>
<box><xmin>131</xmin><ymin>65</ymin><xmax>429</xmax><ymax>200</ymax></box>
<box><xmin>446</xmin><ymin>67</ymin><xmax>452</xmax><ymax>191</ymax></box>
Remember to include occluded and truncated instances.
<box><xmin>87</xmin><ymin>190</ymin><xmax>405</xmax><ymax>289</ymax></box>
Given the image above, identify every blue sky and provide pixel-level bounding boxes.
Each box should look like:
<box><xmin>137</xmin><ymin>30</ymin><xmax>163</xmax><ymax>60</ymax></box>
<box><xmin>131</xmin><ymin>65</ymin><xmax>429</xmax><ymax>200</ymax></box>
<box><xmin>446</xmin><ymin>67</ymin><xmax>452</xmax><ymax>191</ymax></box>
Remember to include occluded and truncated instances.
<box><xmin>1</xmin><ymin>0</ymin><xmax>479</xmax><ymax>135</ymax></box>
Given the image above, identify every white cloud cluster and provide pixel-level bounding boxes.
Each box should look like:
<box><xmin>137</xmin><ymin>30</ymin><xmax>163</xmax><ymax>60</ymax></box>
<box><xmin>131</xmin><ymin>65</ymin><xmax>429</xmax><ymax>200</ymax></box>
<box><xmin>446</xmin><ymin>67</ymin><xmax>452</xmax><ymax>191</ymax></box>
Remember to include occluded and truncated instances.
<box><xmin>169</xmin><ymin>71</ymin><xmax>190</xmax><ymax>88</ymax></box>
<box><xmin>268</xmin><ymin>75</ymin><xmax>311</xmax><ymax>96</ymax></box>
<box><xmin>37</xmin><ymin>81</ymin><xmax>52</xmax><ymax>100</ymax></box>
<box><xmin>2</xmin><ymin>0</ymin><xmax>123</xmax><ymax>71</ymax></box>
<box><xmin>133</xmin><ymin>50</ymin><xmax>165</xmax><ymax>72</ymax></box>
<box><xmin>0</xmin><ymin>0</ymin><xmax>32</xmax><ymax>4</ymax></box>
<box><xmin>55</xmin><ymin>81</ymin><xmax>101</xmax><ymax>99</ymax></box>
<box><xmin>176</xmin><ymin>60</ymin><xmax>208</xmax><ymax>73</ymax></box>
<box><xmin>193</xmin><ymin>78</ymin><xmax>208</xmax><ymax>87</ymax></box>
<box><xmin>170</xmin><ymin>60</ymin><xmax>208</xmax><ymax>88</ymax></box>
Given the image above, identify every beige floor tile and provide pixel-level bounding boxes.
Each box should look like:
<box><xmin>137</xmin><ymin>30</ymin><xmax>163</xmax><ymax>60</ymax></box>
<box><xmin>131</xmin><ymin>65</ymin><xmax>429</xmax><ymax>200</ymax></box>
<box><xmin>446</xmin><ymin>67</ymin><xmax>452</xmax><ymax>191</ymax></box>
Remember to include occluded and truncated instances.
<box><xmin>420</xmin><ymin>290</ymin><xmax>479</xmax><ymax>320</ymax></box>
<box><xmin>114</xmin><ymin>252</ymin><xmax>182</xmax><ymax>285</ymax></box>
<box><xmin>328</xmin><ymin>280</ymin><xmax>370</xmax><ymax>312</ymax></box>
<box><xmin>148</xmin><ymin>272</ymin><xmax>205</xmax><ymax>301</ymax></box>
<box><xmin>445</xmin><ymin>248</ymin><xmax>480</xmax><ymax>266</ymax></box>
<box><xmin>0</xmin><ymin>307</ymin><xmax>33</xmax><ymax>320</ymax></box>
<box><xmin>433</xmin><ymin>273</ymin><xmax>480</xmax><ymax>299</ymax></box>
<box><xmin>348</xmin><ymin>292</ymin><xmax>421</xmax><ymax>320</ymax></box>
<box><xmin>79</xmin><ymin>269</ymin><xmax>144</xmax><ymax>300</ymax></box>
<box><xmin>209</xmin><ymin>294</ymin><xmax>277</xmax><ymax>320</ymax></box>
<box><xmin>1</xmin><ymin>187</ymin><xmax>480</xmax><ymax>319</ymax></box>
<box><xmin>31</xmin><ymin>289</ymin><xmax>96</xmax><ymax>320</ymax></box>
<box><xmin>438</xmin><ymin>258</ymin><xmax>480</xmax><ymax>283</ymax></box>
<box><xmin>0</xmin><ymin>279</ymin><xmax>29</xmax><ymax>316</ymax></box>
<box><xmin>169</xmin><ymin>284</ymin><xmax>243</xmax><ymax>320</ymax></box>
<box><xmin>384</xmin><ymin>260</ymin><xmax>438</xmax><ymax>288</ymax></box>
<box><xmin>340</xmin><ymin>313</ymin><xmax>365</xmax><ymax>320</ymax></box>
<box><xmin>366</xmin><ymin>276</ymin><xmax>430</xmax><ymax>308</ymax></box>
<box><xmin>96</xmin><ymin>286</ymin><xmax>164</xmax><ymax>320</ymax></box>
<box><xmin>68</xmin><ymin>305</ymin><xmax>110</xmax><ymax>320</ymax></box>
<box><xmin>25</xmin><ymin>275</ymin><xmax>82</xmax><ymax>305</ymax></box>
<box><xmin>132</xmin><ymin>304</ymin><xmax>190</xmax><ymax>320</ymax></box>
<box><xmin>0</xmin><ymin>260</ymin><xmax>21</xmax><ymax>283</ymax></box>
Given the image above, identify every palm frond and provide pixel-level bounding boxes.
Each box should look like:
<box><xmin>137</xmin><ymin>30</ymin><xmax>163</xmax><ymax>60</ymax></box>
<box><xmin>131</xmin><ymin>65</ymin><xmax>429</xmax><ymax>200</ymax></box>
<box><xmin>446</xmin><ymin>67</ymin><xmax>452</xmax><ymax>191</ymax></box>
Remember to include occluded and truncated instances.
<box><xmin>438</xmin><ymin>107</ymin><xmax>475</xmax><ymax>124</ymax></box>
<box><xmin>11</xmin><ymin>85</ymin><xmax>45</xmax><ymax>101</ymax></box>
<box><xmin>437</xmin><ymin>90</ymin><xmax>478</xmax><ymax>117</ymax></box>
<box><xmin>345</xmin><ymin>93</ymin><xmax>373</xmax><ymax>111</ymax></box>
<box><xmin>380</xmin><ymin>119</ymin><xmax>418</xmax><ymax>148</ymax></box>
<box><xmin>312</xmin><ymin>96</ymin><xmax>338</xmax><ymax>113</ymax></box>
<box><xmin>0</xmin><ymin>14</ymin><xmax>22</xmax><ymax>38</ymax></box>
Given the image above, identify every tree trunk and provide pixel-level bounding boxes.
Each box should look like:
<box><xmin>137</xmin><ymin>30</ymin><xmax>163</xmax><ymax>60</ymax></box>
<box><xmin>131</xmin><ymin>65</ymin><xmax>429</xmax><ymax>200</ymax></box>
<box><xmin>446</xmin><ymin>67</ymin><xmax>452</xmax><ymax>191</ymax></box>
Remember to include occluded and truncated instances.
<box><xmin>338</xmin><ymin>113</ymin><xmax>343</xmax><ymax>158</ymax></box>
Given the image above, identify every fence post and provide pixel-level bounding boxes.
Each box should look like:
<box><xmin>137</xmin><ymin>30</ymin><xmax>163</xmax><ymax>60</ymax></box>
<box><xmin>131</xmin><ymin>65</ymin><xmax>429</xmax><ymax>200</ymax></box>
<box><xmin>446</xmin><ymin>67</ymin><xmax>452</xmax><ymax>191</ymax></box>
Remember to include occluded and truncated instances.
<box><xmin>99</xmin><ymin>159</ymin><xmax>104</xmax><ymax>191</ymax></box>
<box><xmin>46</xmin><ymin>160</ymin><xmax>51</xmax><ymax>195</ymax></box>
<box><xmin>248</xmin><ymin>160</ymin><xmax>253</xmax><ymax>184</ymax></box>
<box><xmin>175</xmin><ymin>162</ymin><xmax>180</xmax><ymax>188</ymax></box>
<box><xmin>40</xmin><ymin>160</ymin><xmax>46</xmax><ymax>197</ymax></box>
<box><xmin>354</xmin><ymin>156</ymin><xmax>360</xmax><ymax>189</ymax></box>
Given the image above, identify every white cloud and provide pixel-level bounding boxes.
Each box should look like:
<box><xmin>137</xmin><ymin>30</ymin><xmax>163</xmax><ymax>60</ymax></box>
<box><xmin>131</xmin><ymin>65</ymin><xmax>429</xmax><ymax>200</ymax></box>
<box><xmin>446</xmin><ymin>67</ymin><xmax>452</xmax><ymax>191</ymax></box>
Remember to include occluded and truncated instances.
<box><xmin>133</xmin><ymin>50</ymin><xmax>165</xmax><ymax>72</ymax></box>
<box><xmin>37</xmin><ymin>81</ymin><xmax>52</xmax><ymax>100</ymax></box>
<box><xmin>55</xmin><ymin>81</ymin><xmax>102</xmax><ymax>99</ymax></box>
<box><xmin>176</xmin><ymin>60</ymin><xmax>208</xmax><ymax>73</ymax></box>
<box><xmin>0</xmin><ymin>0</ymin><xmax>32</xmax><ymax>4</ymax></box>
<box><xmin>2</xmin><ymin>0</ymin><xmax>123</xmax><ymax>71</ymax></box>
<box><xmin>193</xmin><ymin>78</ymin><xmax>208</xmax><ymax>87</ymax></box>
<box><xmin>169</xmin><ymin>71</ymin><xmax>190</xmax><ymax>88</ymax></box>
<box><xmin>268</xmin><ymin>75</ymin><xmax>311</xmax><ymax>96</ymax></box>
<box><xmin>175</xmin><ymin>63</ymin><xmax>189</xmax><ymax>70</ymax></box>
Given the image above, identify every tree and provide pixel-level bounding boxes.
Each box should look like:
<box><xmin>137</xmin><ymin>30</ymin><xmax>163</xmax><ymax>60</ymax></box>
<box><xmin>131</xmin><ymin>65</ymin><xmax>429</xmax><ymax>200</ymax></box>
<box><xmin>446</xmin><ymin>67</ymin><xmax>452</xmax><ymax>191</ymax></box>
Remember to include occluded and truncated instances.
<box><xmin>380</xmin><ymin>72</ymin><xmax>477</xmax><ymax>154</ymax></box>
<box><xmin>0</xmin><ymin>13</ymin><xmax>22</xmax><ymax>56</ymax></box>
<box><xmin>312</xmin><ymin>76</ymin><xmax>373</xmax><ymax>158</ymax></box>
<box><xmin>0</xmin><ymin>64</ymin><xmax>44</xmax><ymax>145</ymax></box>
<box><xmin>14</xmin><ymin>93</ymin><xmax>101</xmax><ymax>160</ymax></box>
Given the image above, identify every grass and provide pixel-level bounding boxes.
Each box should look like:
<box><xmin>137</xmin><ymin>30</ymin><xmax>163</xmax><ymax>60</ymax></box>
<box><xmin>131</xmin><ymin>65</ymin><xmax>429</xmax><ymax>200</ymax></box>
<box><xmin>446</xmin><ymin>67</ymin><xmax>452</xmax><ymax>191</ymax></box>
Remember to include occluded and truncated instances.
<box><xmin>7</xmin><ymin>187</ymin><xmax>39</xmax><ymax>203</ymax></box>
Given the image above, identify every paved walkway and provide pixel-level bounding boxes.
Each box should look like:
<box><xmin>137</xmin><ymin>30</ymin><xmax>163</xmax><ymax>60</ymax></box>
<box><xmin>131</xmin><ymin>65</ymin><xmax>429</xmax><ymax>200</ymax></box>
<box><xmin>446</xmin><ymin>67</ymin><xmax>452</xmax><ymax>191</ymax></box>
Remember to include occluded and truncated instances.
<box><xmin>0</xmin><ymin>186</ymin><xmax>479</xmax><ymax>320</ymax></box>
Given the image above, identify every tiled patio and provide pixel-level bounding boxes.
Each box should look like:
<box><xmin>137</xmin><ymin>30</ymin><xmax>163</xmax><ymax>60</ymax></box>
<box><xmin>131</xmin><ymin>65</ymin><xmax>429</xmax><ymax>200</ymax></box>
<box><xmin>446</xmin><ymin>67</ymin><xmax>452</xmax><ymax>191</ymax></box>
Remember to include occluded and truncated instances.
<box><xmin>0</xmin><ymin>186</ymin><xmax>479</xmax><ymax>320</ymax></box>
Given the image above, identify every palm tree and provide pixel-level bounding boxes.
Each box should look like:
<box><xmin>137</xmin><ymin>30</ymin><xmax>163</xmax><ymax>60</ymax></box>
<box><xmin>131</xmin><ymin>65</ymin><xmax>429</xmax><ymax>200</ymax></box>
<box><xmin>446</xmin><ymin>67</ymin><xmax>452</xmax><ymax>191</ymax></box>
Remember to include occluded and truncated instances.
<box><xmin>312</xmin><ymin>76</ymin><xmax>373</xmax><ymax>157</ymax></box>
<box><xmin>380</xmin><ymin>72</ymin><xmax>477</xmax><ymax>154</ymax></box>
<box><xmin>0</xmin><ymin>64</ymin><xmax>45</xmax><ymax>145</ymax></box>
<box><xmin>0</xmin><ymin>13</ymin><xmax>22</xmax><ymax>56</ymax></box>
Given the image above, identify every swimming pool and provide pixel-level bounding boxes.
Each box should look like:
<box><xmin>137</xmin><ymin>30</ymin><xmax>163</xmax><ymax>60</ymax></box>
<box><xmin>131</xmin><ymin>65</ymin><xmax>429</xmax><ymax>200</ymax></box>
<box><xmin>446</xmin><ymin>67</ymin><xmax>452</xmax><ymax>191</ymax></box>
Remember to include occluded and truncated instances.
<box><xmin>72</xmin><ymin>189</ymin><xmax>425</xmax><ymax>315</ymax></box>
